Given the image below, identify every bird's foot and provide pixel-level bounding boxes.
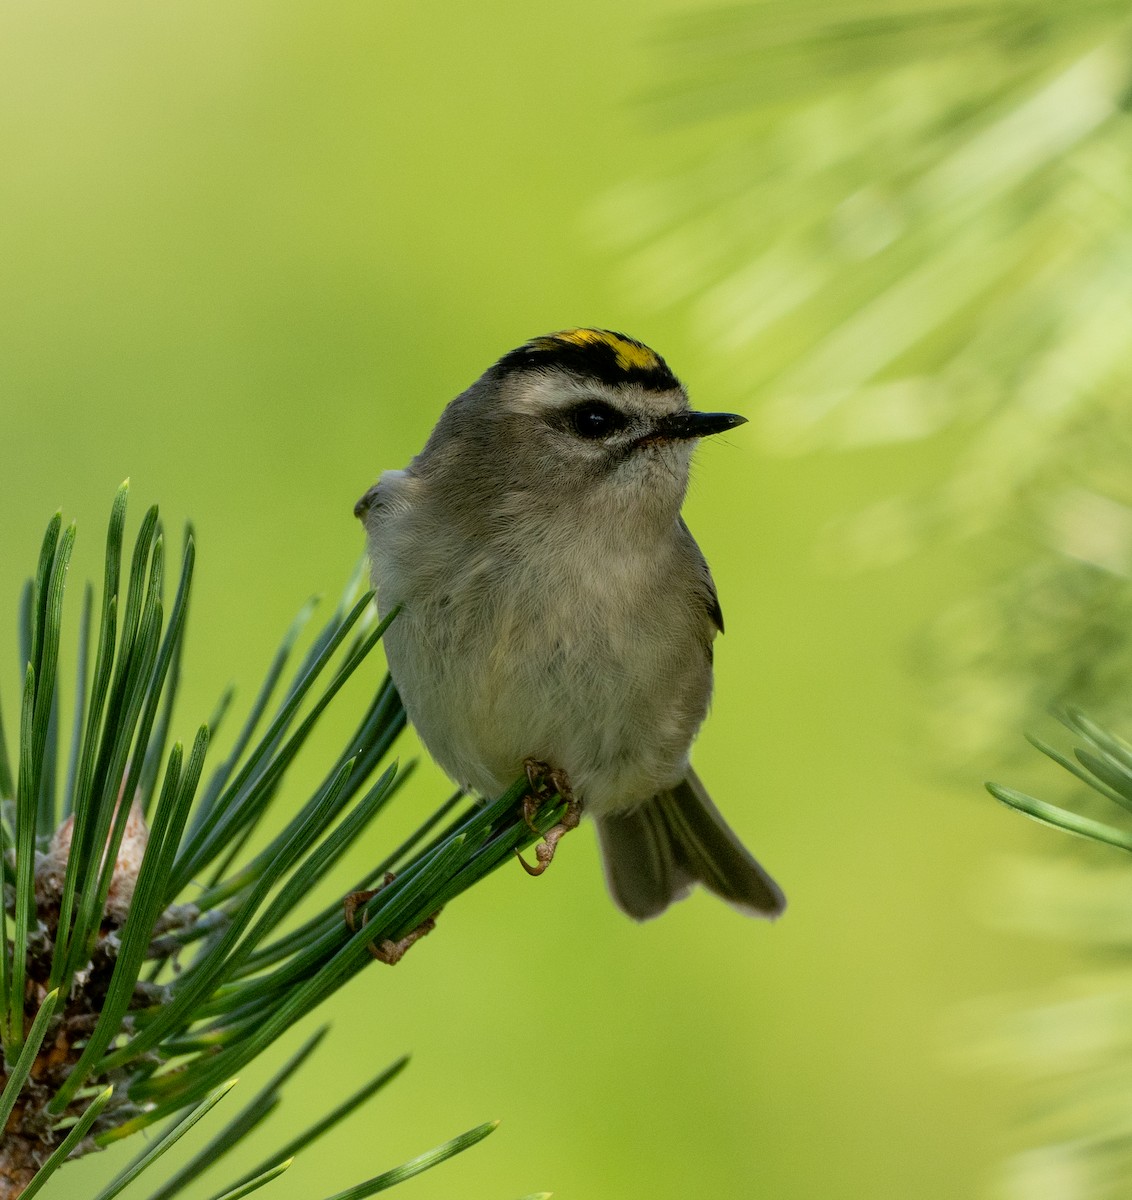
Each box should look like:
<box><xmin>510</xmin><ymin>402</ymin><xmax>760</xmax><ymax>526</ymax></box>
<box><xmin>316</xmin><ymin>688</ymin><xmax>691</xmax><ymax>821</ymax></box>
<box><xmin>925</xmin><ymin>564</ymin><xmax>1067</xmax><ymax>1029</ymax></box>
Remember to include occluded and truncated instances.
<box><xmin>344</xmin><ymin>872</ymin><xmax>440</xmax><ymax>965</ymax></box>
<box><xmin>517</xmin><ymin>759</ymin><xmax>582</xmax><ymax>877</ymax></box>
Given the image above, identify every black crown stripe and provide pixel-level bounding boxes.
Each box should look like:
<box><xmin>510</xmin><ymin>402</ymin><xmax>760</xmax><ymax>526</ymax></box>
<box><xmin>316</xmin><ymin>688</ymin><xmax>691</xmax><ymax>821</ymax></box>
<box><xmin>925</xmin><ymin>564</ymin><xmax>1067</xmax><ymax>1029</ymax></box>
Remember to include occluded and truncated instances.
<box><xmin>493</xmin><ymin>329</ymin><xmax>681</xmax><ymax>392</ymax></box>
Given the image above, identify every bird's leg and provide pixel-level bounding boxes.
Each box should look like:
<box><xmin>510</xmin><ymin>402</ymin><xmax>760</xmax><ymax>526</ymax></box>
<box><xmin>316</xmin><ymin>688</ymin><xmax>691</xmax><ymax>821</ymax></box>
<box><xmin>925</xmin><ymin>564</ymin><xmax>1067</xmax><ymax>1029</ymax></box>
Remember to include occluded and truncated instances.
<box><xmin>517</xmin><ymin>758</ymin><xmax>583</xmax><ymax>877</ymax></box>
<box><xmin>520</xmin><ymin>759</ymin><xmax>563</xmax><ymax>834</ymax></box>
<box><xmin>344</xmin><ymin>871</ymin><xmax>441</xmax><ymax>965</ymax></box>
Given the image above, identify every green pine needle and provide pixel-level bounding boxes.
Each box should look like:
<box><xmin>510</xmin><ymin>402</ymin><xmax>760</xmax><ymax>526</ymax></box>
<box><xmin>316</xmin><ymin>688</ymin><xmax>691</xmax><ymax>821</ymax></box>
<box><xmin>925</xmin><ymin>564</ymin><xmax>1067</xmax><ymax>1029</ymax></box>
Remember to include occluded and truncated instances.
<box><xmin>18</xmin><ymin>1087</ymin><xmax>114</xmax><ymax>1200</ymax></box>
<box><xmin>1</xmin><ymin>490</ymin><xmax>553</xmax><ymax>1199</ymax></box>
<box><xmin>988</xmin><ymin>782</ymin><xmax>1132</xmax><ymax>852</ymax></box>
<box><xmin>0</xmin><ymin>988</ymin><xmax>59</xmax><ymax>1131</ymax></box>
<box><xmin>320</xmin><ymin>1121</ymin><xmax>500</xmax><ymax>1200</ymax></box>
<box><xmin>91</xmin><ymin>1080</ymin><xmax>240</xmax><ymax>1200</ymax></box>
<box><xmin>206</xmin><ymin>1159</ymin><xmax>294</xmax><ymax>1200</ymax></box>
<box><xmin>207</xmin><ymin>1054</ymin><xmax>411</xmax><ymax>1200</ymax></box>
<box><xmin>991</xmin><ymin>700</ymin><xmax>1132</xmax><ymax>856</ymax></box>
<box><xmin>143</xmin><ymin>1030</ymin><xmax>327</xmax><ymax>1200</ymax></box>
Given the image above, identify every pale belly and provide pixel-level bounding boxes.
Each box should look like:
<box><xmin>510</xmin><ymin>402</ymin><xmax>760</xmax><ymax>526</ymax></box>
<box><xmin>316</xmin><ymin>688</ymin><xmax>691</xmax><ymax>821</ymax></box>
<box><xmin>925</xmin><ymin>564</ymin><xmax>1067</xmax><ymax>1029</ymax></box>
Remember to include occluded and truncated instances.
<box><xmin>381</xmin><ymin>576</ymin><xmax>711</xmax><ymax>814</ymax></box>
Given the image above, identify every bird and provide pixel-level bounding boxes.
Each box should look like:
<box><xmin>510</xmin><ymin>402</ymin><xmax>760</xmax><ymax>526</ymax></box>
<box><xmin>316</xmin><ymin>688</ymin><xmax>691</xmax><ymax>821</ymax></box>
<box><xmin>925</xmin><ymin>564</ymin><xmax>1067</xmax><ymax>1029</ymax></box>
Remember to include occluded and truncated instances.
<box><xmin>355</xmin><ymin>328</ymin><xmax>785</xmax><ymax>922</ymax></box>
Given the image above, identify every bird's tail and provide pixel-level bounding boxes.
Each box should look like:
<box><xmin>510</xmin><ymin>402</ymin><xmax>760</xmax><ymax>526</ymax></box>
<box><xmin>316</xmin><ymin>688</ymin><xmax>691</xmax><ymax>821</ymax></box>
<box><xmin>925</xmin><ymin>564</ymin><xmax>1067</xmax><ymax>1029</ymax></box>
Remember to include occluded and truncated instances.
<box><xmin>595</xmin><ymin>769</ymin><xmax>785</xmax><ymax>922</ymax></box>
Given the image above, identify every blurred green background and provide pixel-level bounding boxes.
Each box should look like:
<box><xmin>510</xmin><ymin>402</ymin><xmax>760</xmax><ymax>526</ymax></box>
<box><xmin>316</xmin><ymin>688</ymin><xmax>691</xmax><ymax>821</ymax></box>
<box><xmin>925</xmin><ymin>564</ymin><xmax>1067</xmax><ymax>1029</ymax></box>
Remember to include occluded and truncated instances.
<box><xmin>5</xmin><ymin>0</ymin><xmax>1127</xmax><ymax>1196</ymax></box>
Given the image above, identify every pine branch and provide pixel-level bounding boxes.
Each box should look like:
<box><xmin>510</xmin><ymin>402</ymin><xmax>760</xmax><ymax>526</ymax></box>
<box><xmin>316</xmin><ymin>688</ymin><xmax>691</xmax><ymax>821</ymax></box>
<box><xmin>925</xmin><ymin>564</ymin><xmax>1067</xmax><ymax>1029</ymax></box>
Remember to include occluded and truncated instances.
<box><xmin>0</xmin><ymin>486</ymin><xmax>559</xmax><ymax>1199</ymax></box>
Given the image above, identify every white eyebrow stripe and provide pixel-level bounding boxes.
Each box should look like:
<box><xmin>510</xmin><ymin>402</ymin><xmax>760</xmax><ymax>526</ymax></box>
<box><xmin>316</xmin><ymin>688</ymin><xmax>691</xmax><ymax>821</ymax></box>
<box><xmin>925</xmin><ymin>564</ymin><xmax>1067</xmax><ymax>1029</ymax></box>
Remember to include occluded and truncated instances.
<box><xmin>503</xmin><ymin>370</ymin><xmax>687</xmax><ymax>423</ymax></box>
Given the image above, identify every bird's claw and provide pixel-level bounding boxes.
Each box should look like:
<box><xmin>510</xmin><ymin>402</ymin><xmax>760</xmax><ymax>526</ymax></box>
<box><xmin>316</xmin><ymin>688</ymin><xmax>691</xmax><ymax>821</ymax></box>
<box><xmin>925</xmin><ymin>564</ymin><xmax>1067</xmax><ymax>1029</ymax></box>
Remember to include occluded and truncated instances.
<box><xmin>517</xmin><ymin>760</ymin><xmax>582</xmax><ymax>876</ymax></box>
<box><xmin>344</xmin><ymin>872</ymin><xmax>440</xmax><ymax>965</ymax></box>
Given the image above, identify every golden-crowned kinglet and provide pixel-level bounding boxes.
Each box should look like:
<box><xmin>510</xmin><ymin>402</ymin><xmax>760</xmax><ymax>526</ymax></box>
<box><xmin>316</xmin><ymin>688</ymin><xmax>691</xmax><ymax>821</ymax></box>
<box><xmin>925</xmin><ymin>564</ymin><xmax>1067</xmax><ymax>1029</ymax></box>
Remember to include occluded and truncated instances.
<box><xmin>355</xmin><ymin>329</ymin><xmax>785</xmax><ymax>921</ymax></box>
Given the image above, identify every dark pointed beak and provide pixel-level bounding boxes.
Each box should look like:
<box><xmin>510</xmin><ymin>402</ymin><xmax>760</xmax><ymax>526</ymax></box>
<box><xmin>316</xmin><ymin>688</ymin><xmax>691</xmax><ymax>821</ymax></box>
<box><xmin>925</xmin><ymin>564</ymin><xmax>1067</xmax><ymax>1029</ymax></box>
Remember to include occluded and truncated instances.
<box><xmin>650</xmin><ymin>410</ymin><xmax>748</xmax><ymax>441</ymax></box>
<box><xmin>354</xmin><ymin>484</ymin><xmax>380</xmax><ymax>518</ymax></box>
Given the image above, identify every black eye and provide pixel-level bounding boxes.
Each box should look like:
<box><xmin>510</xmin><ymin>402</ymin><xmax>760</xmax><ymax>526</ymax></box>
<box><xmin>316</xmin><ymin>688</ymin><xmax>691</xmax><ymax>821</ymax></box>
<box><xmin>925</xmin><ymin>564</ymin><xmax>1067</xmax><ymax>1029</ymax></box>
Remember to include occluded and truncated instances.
<box><xmin>567</xmin><ymin>400</ymin><xmax>626</xmax><ymax>439</ymax></box>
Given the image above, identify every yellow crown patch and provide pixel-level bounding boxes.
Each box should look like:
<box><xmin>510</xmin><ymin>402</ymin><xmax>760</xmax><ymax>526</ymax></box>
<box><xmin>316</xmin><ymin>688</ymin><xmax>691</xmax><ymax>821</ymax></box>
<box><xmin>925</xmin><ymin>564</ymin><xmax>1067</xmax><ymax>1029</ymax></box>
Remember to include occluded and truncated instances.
<box><xmin>544</xmin><ymin>329</ymin><xmax>663</xmax><ymax>374</ymax></box>
<box><xmin>497</xmin><ymin>328</ymin><xmax>679</xmax><ymax>392</ymax></box>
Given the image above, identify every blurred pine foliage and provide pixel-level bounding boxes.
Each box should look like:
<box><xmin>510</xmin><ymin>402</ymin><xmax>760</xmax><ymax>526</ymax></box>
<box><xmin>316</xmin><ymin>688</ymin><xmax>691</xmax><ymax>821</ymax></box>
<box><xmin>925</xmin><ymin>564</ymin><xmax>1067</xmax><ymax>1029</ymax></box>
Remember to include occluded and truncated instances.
<box><xmin>598</xmin><ymin>3</ymin><xmax>1132</xmax><ymax>1196</ymax></box>
<box><xmin>593</xmin><ymin>0</ymin><xmax>1132</xmax><ymax>749</ymax></box>
<box><xmin>986</xmin><ymin>708</ymin><xmax>1132</xmax><ymax>1198</ymax></box>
